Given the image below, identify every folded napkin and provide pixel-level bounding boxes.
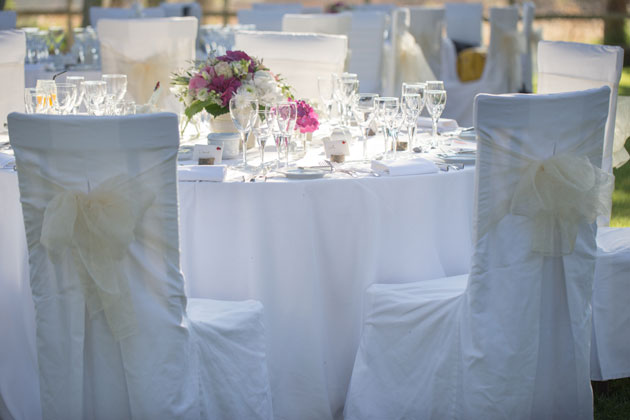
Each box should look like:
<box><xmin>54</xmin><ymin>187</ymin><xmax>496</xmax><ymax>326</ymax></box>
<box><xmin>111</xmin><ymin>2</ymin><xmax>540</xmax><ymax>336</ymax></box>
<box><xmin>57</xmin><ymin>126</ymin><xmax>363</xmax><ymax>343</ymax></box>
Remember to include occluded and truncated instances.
<box><xmin>0</xmin><ymin>152</ymin><xmax>15</xmax><ymax>169</ymax></box>
<box><xmin>371</xmin><ymin>158</ymin><xmax>438</xmax><ymax>176</ymax></box>
<box><xmin>417</xmin><ymin>117</ymin><xmax>459</xmax><ymax>133</ymax></box>
<box><xmin>178</xmin><ymin>165</ymin><xmax>227</xmax><ymax>182</ymax></box>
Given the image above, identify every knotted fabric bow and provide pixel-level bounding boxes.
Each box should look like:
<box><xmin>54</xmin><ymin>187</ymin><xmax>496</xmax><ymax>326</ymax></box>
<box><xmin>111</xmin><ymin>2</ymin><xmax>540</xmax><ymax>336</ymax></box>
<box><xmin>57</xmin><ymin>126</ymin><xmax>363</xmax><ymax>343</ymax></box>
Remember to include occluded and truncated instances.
<box><xmin>40</xmin><ymin>175</ymin><xmax>154</xmax><ymax>341</ymax></box>
<box><xmin>510</xmin><ymin>154</ymin><xmax>613</xmax><ymax>256</ymax></box>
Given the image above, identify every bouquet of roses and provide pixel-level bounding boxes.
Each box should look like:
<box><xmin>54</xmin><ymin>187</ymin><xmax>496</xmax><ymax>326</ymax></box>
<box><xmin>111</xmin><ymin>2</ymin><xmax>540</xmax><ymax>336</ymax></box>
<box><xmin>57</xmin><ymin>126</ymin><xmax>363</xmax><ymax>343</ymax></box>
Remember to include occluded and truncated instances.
<box><xmin>171</xmin><ymin>50</ymin><xmax>292</xmax><ymax>122</ymax></box>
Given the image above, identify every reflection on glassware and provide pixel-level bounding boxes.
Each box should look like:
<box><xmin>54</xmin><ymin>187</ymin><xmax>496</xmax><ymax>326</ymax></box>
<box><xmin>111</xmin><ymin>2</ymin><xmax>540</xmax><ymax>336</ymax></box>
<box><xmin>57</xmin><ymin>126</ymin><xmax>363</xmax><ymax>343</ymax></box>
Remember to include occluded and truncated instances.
<box><xmin>121</xmin><ymin>100</ymin><xmax>136</xmax><ymax>115</ymax></box>
<box><xmin>274</xmin><ymin>101</ymin><xmax>298</xmax><ymax>168</ymax></box>
<box><xmin>229</xmin><ymin>97</ymin><xmax>258</xmax><ymax>168</ymax></box>
<box><xmin>35</xmin><ymin>80</ymin><xmax>57</xmax><ymax>114</ymax></box>
<box><xmin>53</xmin><ymin>83</ymin><xmax>78</xmax><ymax>115</ymax></box>
<box><xmin>65</xmin><ymin>76</ymin><xmax>85</xmax><ymax>114</ymax></box>
<box><xmin>374</xmin><ymin>97</ymin><xmax>399</xmax><ymax>159</ymax></box>
<box><xmin>24</xmin><ymin>88</ymin><xmax>38</xmax><ymax>114</ymax></box>
<box><xmin>401</xmin><ymin>91</ymin><xmax>424</xmax><ymax>152</ymax></box>
<box><xmin>252</xmin><ymin>106</ymin><xmax>271</xmax><ymax>172</ymax></box>
<box><xmin>102</xmin><ymin>74</ymin><xmax>128</xmax><ymax>114</ymax></box>
<box><xmin>352</xmin><ymin>93</ymin><xmax>379</xmax><ymax>160</ymax></box>
<box><xmin>83</xmin><ymin>81</ymin><xmax>107</xmax><ymax>115</ymax></box>
<box><xmin>425</xmin><ymin>89</ymin><xmax>447</xmax><ymax>149</ymax></box>
<box><xmin>317</xmin><ymin>76</ymin><xmax>335</xmax><ymax>124</ymax></box>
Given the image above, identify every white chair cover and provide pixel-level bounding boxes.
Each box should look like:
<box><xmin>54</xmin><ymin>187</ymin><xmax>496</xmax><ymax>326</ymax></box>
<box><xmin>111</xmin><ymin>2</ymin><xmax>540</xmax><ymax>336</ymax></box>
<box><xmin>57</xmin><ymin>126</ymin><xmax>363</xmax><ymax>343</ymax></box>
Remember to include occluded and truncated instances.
<box><xmin>591</xmin><ymin>227</ymin><xmax>630</xmax><ymax>381</ymax></box>
<box><xmin>538</xmin><ymin>40</ymin><xmax>624</xmax><ymax>175</ymax></box>
<box><xmin>442</xmin><ymin>7</ymin><xmax>522</xmax><ymax>126</ymax></box>
<box><xmin>445</xmin><ymin>2</ymin><xmax>483</xmax><ymax>46</ymax></box>
<box><xmin>520</xmin><ymin>2</ymin><xmax>535</xmax><ymax>92</ymax></box>
<box><xmin>90</xmin><ymin>6</ymin><xmax>166</xmax><ymax>27</ymax></box>
<box><xmin>345</xmin><ymin>86</ymin><xmax>612</xmax><ymax>419</ymax></box>
<box><xmin>353</xmin><ymin>4</ymin><xmax>396</xmax><ymax>14</ymax></box>
<box><xmin>348</xmin><ymin>11</ymin><xmax>387</xmax><ymax>94</ymax></box>
<box><xmin>613</xmin><ymin>96</ymin><xmax>630</xmax><ymax>168</ymax></box>
<box><xmin>234</xmin><ymin>30</ymin><xmax>347</xmax><ymax>102</ymax></box>
<box><xmin>160</xmin><ymin>2</ymin><xmax>203</xmax><ymax>22</ymax></box>
<box><xmin>0</xmin><ymin>11</ymin><xmax>17</xmax><ymax>30</ymax></box>
<box><xmin>237</xmin><ymin>10</ymin><xmax>286</xmax><ymax>31</ymax></box>
<box><xmin>409</xmin><ymin>6</ymin><xmax>445</xmax><ymax>79</ymax></box>
<box><xmin>252</xmin><ymin>2</ymin><xmax>303</xmax><ymax>13</ymax></box>
<box><xmin>0</xmin><ymin>30</ymin><xmax>25</xmax><ymax>132</ymax></box>
<box><xmin>282</xmin><ymin>12</ymin><xmax>351</xmax><ymax>36</ymax></box>
<box><xmin>98</xmin><ymin>17</ymin><xmax>197</xmax><ymax>114</ymax></box>
<box><xmin>7</xmin><ymin>112</ymin><xmax>273</xmax><ymax>420</ymax></box>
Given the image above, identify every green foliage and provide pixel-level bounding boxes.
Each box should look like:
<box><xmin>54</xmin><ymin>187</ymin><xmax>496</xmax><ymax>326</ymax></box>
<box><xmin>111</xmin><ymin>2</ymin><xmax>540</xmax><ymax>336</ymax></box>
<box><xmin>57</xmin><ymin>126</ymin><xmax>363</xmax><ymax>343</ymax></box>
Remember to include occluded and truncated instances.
<box><xmin>595</xmin><ymin>378</ymin><xmax>630</xmax><ymax>420</ymax></box>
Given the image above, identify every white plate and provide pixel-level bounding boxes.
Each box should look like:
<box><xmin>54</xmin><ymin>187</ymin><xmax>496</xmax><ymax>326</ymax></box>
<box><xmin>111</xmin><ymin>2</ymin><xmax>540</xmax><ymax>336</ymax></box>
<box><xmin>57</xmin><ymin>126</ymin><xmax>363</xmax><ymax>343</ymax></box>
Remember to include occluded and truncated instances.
<box><xmin>282</xmin><ymin>168</ymin><xmax>328</xmax><ymax>180</ymax></box>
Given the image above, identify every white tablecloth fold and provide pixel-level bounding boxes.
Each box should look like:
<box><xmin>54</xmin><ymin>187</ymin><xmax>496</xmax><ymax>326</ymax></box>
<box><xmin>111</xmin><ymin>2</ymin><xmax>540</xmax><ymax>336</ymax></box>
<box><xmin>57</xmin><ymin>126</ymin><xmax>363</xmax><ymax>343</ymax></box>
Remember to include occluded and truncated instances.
<box><xmin>417</xmin><ymin>116</ymin><xmax>459</xmax><ymax>132</ymax></box>
<box><xmin>178</xmin><ymin>165</ymin><xmax>227</xmax><ymax>182</ymax></box>
<box><xmin>372</xmin><ymin>157</ymin><xmax>438</xmax><ymax>176</ymax></box>
<box><xmin>0</xmin><ymin>151</ymin><xmax>15</xmax><ymax>169</ymax></box>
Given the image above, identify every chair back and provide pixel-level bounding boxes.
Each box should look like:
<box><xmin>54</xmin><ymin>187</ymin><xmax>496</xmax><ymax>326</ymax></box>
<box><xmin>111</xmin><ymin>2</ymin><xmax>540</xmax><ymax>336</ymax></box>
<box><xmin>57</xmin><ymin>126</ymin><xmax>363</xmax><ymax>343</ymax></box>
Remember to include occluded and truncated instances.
<box><xmin>8</xmin><ymin>113</ymin><xmax>204</xmax><ymax>419</ymax></box>
<box><xmin>98</xmin><ymin>17</ymin><xmax>197</xmax><ymax>114</ymax></box>
<box><xmin>468</xmin><ymin>87</ymin><xmax>611</xmax><ymax>417</ymax></box>
<box><xmin>538</xmin><ymin>40</ymin><xmax>624</xmax><ymax>175</ymax></box>
<box><xmin>282</xmin><ymin>12</ymin><xmax>351</xmax><ymax>36</ymax></box>
<box><xmin>348</xmin><ymin>11</ymin><xmax>387</xmax><ymax>93</ymax></box>
<box><xmin>234</xmin><ymin>30</ymin><xmax>347</xmax><ymax>102</ymax></box>
<box><xmin>0</xmin><ymin>30</ymin><xmax>25</xmax><ymax>130</ymax></box>
<box><xmin>409</xmin><ymin>6</ymin><xmax>445</xmax><ymax>79</ymax></box>
<box><xmin>520</xmin><ymin>2</ymin><xmax>535</xmax><ymax>92</ymax></box>
<box><xmin>160</xmin><ymin>2</ymin><xmax>203</xmax><ymax>22</ymax></box>
<box><xmin>252</xmin><ymin>2</ymin><xmax>303</xmax><ymax>13</ymax></box>
<box><xmin>445</xmin><ymin>2</ymin><xmax>482</xmax><ymax>47</ymax></box>
<box><xmin>90</xmin><ymin>6</ymin><xmax>166</xmax><ymax>27</ymax></box>
<box><xmin>0</xmin><ymin>11</ymin><xmax>17</xmax><ymax>30</ymax></box>
<box><xmin>237</xmin><ymin>10</ymin><xmax>286</xmax><ymax>31</ymax></box>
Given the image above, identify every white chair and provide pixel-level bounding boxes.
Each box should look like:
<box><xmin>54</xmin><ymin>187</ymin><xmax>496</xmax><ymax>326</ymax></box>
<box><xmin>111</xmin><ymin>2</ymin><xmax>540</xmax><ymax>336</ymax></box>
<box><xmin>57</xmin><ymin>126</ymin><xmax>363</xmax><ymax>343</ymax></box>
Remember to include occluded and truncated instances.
<box><xmin>90</xmin><ymin>6</ymin><xmax>166</xmax><ymax>27</ymax></box>
<box><xmin>237</xmin><ymin>10</ymin><xmax>287</xmax><ymax>31</ymax></box>
<box><xmin>345</xmin><ymin>86</ymin><xmax>612</xmax><ymax>419</ymax></box>
<box><xmin>282</xmin><ymin>12</ymin><xmax>351</xmax><ymax>36</ymax></box>
<box><xmin>0</xmin><ymin>11</ymin><xmax>17</xmax><ymax>30</ymax></box>
<box><xmin>234</xmin><ymin>30</ymin><xmax>347</xmax><ymax>102</ymax></box>
<box><xmin>537</xmin><ymin>40</ymin><xmax>623</xmax><ymax>175</ymax></box>
<box><xmin>408</xmin><ymin>6</ymin><xmax>445</xmax><ymax>80</ymax></box>
<box><xmin>160</xmin><ymin>2</ymin><xmax>203</xmax><ymax>22</ymax></box>
<box><xmin>252</xmin><ymin>2</ymin><xmax>303</xmax><ymax>13</ymax></box>
<box><xmin>445</xmin><ymin>2</ymin><xmax>483</xmax><ymax>47</ymax></box>
<box><xmin>98</xmin><ymin>17</ymin><xmax>197</xmax><ymax>114</ymax></box>
<box><xmin>612</xmin><ymin>96</ymin><xmax>630</xmax><ymax>168</ymax></box>
<box><xmin>7</xmin><ymin>112</ymin><xmax>273</xmax><ymax>420</ymax></box>
<box><xmin>348</xmin><ymin>11</ymin><xmax>387</xmax><ymax>94</ymax></box>
<box><xmin>442</xmin><ymin>7</ymin><xmax>521</xmax><ymax>126</ymax></box>
<box><xmin>0</xmin><ymin>30</ymin><xmax>25</xmax><ymax>132</ymax></box>
<box><xmin>520</xmin><ymin>2</ymin><xmax>535</xmax><ymax>92</ymax></box>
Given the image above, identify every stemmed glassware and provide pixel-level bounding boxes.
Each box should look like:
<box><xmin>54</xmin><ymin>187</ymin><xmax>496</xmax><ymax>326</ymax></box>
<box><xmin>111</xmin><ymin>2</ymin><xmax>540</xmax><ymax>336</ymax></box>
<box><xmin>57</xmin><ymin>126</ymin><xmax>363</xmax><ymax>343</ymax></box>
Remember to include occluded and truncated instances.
<box><xmin>252</xmin><ymin>106</ymin><xmax>272</xmax><ymax>172</ymax></box>
<box><xmin>65</xmin><ymin>76</ymin><xmax>85</xmax><ymax>114</ymax></box>
<box><xmin>102</xmin><ymin>74</ymin><xmax>127</xmax><ymax>115</ymax></box>
<box><xmin>82</xmin><ymin>81</ymin><xmax>107</xmax><ymax>115</ymax></box>
<box><xmin>24</xmin><ymin>88</ymin><xmax>38</xmax><ymax>114</ymax></box>
<box><xmin>401</xmin><ymin>83</ymin><xmax>425</xmax><ymax>152</ymax></box>
<box><xmin>229</xmin><ymin>97</ymin><xmax>259</xmax><ymax>168</ymax></box>
<box><xmin>317</xmin><ymin>76</ymin><xmax>335</xmax><ymax>124</ymax></box>
<box><xmin>352</xmin><ymin>93</ymin><xmax>379</xmax><ymax>160</ymax></box>
<box><xmin>374</xmin><ymin>97</ymin><xmax>399</xmax><ymax>159</ymax></box>
<box><xmin>425</xmin><ymin>88</ymin><xmax>447</xmax><ymax>149</ymax></box>
<box><xmin>274</xmin><ymin>101</ymin><xmax>298</xmax><ymax>168</ymax></box>
<box><xmin>340</xmin><ymin>77</ymin><xmax>359</xmax><ymax>126</ymax></box>
<box><xmin>53</xmin><ymin>83</ymin><xmax>78</xmax><ymax>115</ymax></box>
<box><xmin>35</xmin><ymin>80</ymin><xmax>57</xmax><ymax>114</ymax></box>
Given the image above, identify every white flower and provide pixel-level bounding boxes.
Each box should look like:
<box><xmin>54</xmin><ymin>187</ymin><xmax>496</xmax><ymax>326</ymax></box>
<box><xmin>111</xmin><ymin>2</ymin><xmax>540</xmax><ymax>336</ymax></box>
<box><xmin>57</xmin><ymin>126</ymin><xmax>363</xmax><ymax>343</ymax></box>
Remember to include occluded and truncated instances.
<box><xmin>252</xmin><ymin>70</ymin><xmax>284</xmax><ymax>105</ymax></box>
<box><xmin>184</xmin><ymin>92</ymin><xmax>195</xmax><ymax>107</ymax></box>
<box><xmin>214</xmin><ymin>61</ymin><xmax>233</xmax><ymax>78</ymax></box>
<box><xmin>196</xmin><ymin>88</ymin><xmax>210</xmax><ymax>102</ymax></box>
<box><xmin>232</xmin><ymin>60</ymin><xmax>250</xmax><ymax>77</ymax></box>
<box><xmin>232</xmin><ymin>84</ymin><xmax>258</xmax><ymax>109</ymax></box>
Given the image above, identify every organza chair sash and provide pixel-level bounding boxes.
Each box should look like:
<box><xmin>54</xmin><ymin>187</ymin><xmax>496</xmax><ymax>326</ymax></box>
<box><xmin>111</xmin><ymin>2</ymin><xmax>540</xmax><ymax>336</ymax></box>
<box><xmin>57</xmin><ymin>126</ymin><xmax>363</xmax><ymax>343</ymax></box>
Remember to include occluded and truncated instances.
<box><xmin>40</xmin><ymin>174</ymin><xmax>155</xmax><ymax>340</ymax></box>
<box><xmin>477</xmin><ymin>136</ymin><xmax>614</xmax><ymax>256</ymax></box>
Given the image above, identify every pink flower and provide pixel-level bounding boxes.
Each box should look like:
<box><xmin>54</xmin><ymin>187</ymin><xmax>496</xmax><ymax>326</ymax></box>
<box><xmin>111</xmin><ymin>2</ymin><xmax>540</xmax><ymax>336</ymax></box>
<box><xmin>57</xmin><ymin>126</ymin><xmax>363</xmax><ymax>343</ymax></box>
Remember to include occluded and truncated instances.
<box><xmin>208</xmin><ymin>76</ymin><xmax>242</xmax><ymax>106</ymax></box>
<box><xmin>188</xmin><ymin>74</ymin><xmax>209</xmax><ymax>93</ymax></box>
<box><xmin>217</xmin><ymin>50</ymin><xmax>256</xmax><ymax>73</ymax></box>
<box><xmin>291</xmin><ymin>99</ymin><xmax>319</xmax><ymax>133</ymax></box>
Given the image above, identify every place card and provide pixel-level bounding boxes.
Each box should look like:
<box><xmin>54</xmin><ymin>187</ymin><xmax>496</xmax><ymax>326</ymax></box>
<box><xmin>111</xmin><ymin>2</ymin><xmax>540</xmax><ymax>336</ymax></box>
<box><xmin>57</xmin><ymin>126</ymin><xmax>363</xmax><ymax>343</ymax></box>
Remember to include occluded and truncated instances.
<box><xmin>193</xmin><ymin>144</ymin><xmax>223</xmax><ymax>165</ymax></box>
<box><xmin>323</xmin><ymin>139</ymin><xmax>350</xmax><ymax>162</ymax></box>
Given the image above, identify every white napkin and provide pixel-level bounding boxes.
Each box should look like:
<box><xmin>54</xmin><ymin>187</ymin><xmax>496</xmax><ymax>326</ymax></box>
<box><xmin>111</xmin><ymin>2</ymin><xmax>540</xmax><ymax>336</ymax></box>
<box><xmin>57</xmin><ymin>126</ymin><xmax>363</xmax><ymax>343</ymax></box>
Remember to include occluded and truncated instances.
<box><xmin>0</xmin><ymin>152</ymin><xmax>15</xmax><ymax>169</ymax></box>
<box><xmin>178</xmin><ymin>165</ymin><xmax>227</xmax><ymax>182</ymax></box>
<box><xmin>371</xmin><ymin>157</ymin><xmax>438</xmax><ymax>176</ymax></box>
<box><xmin>417</xmin><ymin>117</ymin><xmax>459</xmax><ymax>133</ymax></box>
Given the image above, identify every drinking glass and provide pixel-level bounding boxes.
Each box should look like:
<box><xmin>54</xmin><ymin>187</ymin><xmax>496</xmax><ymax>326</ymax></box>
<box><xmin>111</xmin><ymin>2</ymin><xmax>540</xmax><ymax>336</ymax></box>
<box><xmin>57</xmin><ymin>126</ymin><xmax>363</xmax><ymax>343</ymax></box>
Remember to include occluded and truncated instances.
<box><xmin>374</xmin><ymin>97</ymin><xmax>399</xmax><ymax>158</ymax></box>
<box><xmin>338</xmin><ymin>73</ymin><xmax>358</xmax><ymax>126</ymax></box>
<box><xmin>426</xmin><ymin>81</ymin><xmax>445</xmax><ymax>92</ymax></box>
<box><xmin>102</xmin><ymin>74</ymin><xmax>127</xmax><ymax>114</ymax></box>
<box><xmin>53</xmin><ymin>83</ymin><xmax>78</xmax><ymax>115</ymax></box>
<box><xmin>268</xmin><ymin>106</ymin><xmax>285</xmax><ymax>169</ymax></box>
<box><xmin>252</xmin><ymin>107</ymin><xmax>272</xmax><ymax>172</ymax></box>
<box><xmin>317</xmin><ymin>76</ymin><xmax>335</xmax><ymax>123</ymax></box>
<box><xmin>121</xmin><ymin>100</ymin><xmax>136</xmax><ymax>115</ymax></box>
<box><xmin>35</xmin><ymin>80</ymin><xmax>57</xmax><ymax>114</ymax></box>
<box><xmin>274</xmin><ymin>101</ymin><xmax>298</xmax><ymax>167</ymax></box>
<box><xmin>229</xmin><ymin>97</ymin><xmax>259</xmax><ymax>168</ymax></box>
<box><xmin>425</xmin><ymin>89</ymin><xmax>447</xmax><ymax>149</ymax></box>
<box><xmin>401</xmin><ymin>92</ymin><xmax>423</xmax><ymax>152</ymax></box>
<box><xmin>83</xmin><ymin>81</ymin><xmax>107</xmax><ymax>115</ymax></box>
<box><xmin>24</xmin><ymin>88</ymin><xmax>38</xmax><ymax>114</ymax></box>
<box><xmin>352</xmin><ymin>93</ymin><xmax>379</xmax><ymax>159</ymax></box>
<box><xmin>66</xmin><ymin>76</ymin><xmax>85</xmax><ymax>114</ymax></box>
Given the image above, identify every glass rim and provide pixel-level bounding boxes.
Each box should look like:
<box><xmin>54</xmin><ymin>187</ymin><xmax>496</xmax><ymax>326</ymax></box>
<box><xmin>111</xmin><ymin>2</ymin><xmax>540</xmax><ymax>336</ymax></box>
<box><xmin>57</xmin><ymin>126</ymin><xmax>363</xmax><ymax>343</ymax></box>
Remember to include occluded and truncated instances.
<box><xmin>102</xmin><ymin>74</ymin><xmax>127</xmax><ymax>79</ymax></box>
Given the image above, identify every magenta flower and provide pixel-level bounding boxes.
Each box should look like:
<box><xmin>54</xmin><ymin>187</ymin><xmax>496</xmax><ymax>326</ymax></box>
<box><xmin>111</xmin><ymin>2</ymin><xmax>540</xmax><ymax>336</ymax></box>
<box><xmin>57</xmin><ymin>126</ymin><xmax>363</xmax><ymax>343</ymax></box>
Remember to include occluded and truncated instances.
<box><xmin>188</xmin><ymin>74</ymin><xmax>209</xmax><ymax>93</ymax></box>
<box><xmin>217</xmin><ymin>50</ymin><xmax>256</xmax><ymax>73</ymax></box>
<box><xmin>291</xmin><ymin>99</ymin><xmax>319</xmax><ymax>133</ymax></box>
<box><xmin>208</xmin><ymin>75</ymin><xmax>242</xmax><ymax>106</ymax></box>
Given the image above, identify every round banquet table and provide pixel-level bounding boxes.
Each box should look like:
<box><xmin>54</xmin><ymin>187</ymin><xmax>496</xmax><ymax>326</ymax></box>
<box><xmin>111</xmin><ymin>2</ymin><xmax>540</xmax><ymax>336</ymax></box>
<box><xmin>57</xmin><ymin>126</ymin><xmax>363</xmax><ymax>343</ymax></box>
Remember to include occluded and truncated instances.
<box><xmin>0</xmin><ymin>136</ymin><xmax>475</xmax><ymax>420</ymax></box>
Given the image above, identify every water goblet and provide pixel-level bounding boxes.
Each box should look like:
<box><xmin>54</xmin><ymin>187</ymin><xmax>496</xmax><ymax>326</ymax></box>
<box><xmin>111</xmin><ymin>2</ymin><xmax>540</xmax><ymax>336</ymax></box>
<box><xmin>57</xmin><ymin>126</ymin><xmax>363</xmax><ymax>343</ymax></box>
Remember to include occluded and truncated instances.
<box><xmin>252</xmin><ymin>107</ymin><xmax>272</xmax><ymax>173</ymax></box>
<box><xmin>229</xmin><ymin>97</ymin><xmax>258</xmax><ymax>168</ymax></box>
<box><xmin>274</xmin><ymin>101</ymin><xmax>298</xmax><ymax>167</ymax></box>
<box><xmin>82</xmin><ymin>80</ymin><xmax>107</xmax><ymax>115</ymax></box>
<box><xmin>35</xmin><ymin>80</ymin><xmax>57</xmax><ymax>114</ymax></box>
<box><xmin>401</xmin><ymin>92</ymin><xmax>423</xmax><ymax>152</ymax></box>
<box><xmin>374</xmin><ymin>97</ymin><xmax>399</xmax><ymax>158</ymax></box>
<box><xmin>53</xmin><ymin>83</ymin><xmax>78</xmax><ymax>115</ymax></box>
<box><xmin>352</xmin><ymin>93</ymin><xmax>379</xmax><ymax>160</ymax></box>
<box><xmin>66</xmin><ymin>76</ymin><xmax>85</xmax><ymax>114</ymax></box>
<box><xmin>102</xmin><ymin>74</ymin><xmax>127</xmax><ymax>114</ymax></box>
<box><xmin>425</xmin><ymin>89</ymin><xmax>447</xmax><ymax>149</ymax></box>
<box><xmin>24</xmin><ymin>88</ymin><xmax>38</xmax><ymax>114</ymax></box>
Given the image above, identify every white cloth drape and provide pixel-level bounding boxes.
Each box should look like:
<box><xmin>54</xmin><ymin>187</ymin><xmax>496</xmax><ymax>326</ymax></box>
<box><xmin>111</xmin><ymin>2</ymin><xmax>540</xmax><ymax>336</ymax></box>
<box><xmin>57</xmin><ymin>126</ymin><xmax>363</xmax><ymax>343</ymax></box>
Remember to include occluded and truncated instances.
<box><xmin>613</xmin><ymin>96</ymin><xmax>630</xmax><ymax>168</ymax></box>
<box><xmin>0</xmin><ymin>30</ymin><xmax>25</xmax><ymax>130</ymax></box>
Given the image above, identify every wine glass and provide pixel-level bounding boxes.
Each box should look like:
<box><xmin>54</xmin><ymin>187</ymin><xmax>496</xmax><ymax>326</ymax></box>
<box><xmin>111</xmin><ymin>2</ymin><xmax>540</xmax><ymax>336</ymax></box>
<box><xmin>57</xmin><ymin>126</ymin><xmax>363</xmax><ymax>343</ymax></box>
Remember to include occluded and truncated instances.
<box><xmin>35</xmin><ymin>80</ymin><xmax>57</xmax><ymax>114</ymax></box>
<box><xmin>352</xmin><ymin>93</ymin><xmax>379</xmax><ymax>160</ymax></box>
<box><xmin>24</xmin><ymin>88</ymin><xmax>38</xmax><ymax>114</ymax></box>
<box><xmin>102</xmin><ymin>74</ymin><xmax>127</xmax><ymax>115</ymax></box>
<box><xmin>317</xmin><ymin>76</ymin><xmax>335</xmax><ymax>124</ymax></box>
<box><xmin>426</xmin><ymin>81</ymin><xmax>445</xmax><ymax>91</ymax></box>
<box><xmin>274</xmin><ymin>101</ymin><xmax>298</xmax><ymax>168</ymax></box>
<box><xmin>83</xmin><ymin>81</ymin><xmax>107</xmax><ymax>115</ymax></box>
<box><xmin>66</xmin><ymin>76</ymin><xmax>85</xmax><ymax>114</ymax></box>
<box><xmin>401</xmin><ymin>92</ymin><xmax>424</xmax><ymax>153</ymax></box>
<box><xmin>229</xmin><ymin>97</ymin><xmax>258</xmax><ymax>168</ymax></box>
<box><xmin>425</xmin><ymin>89</ymin><xmax>447</xmax><ymax>149</ymax></box>
<box><xmin>252</xmin><ymin>107</ymin><xmax>272</xmax><ymax>172</ymax></box>
<box><xmin>374</xmin><ymin>97</ymin><xmax>399</xmax><ymax>159</ymax></box>
<box><xmin>267</xmin><ymin>106</ymin><xmax>285</xmax><ymax>170</ymax></box>
<box><xmin>53</xmin><ymin>83</ymin><xmax>77</xmax><ymax>115</ymax></box>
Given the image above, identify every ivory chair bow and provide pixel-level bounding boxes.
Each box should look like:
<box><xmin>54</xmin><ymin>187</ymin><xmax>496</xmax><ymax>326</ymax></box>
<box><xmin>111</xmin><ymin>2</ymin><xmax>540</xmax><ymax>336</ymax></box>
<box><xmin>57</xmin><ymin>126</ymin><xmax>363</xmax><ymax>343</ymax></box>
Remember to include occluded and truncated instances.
<box><xmin>40</xmin><ymin>175</ymin><xmax>154</xmax><ymax>340</ymax></box>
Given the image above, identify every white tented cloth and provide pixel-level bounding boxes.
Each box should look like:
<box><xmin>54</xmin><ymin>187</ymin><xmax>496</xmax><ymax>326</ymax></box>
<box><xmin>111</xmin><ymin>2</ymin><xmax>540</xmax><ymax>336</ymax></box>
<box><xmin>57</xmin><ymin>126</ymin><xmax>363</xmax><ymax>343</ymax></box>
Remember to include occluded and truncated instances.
<box><xmin>345</xmin><ymin>87</ymin><xmax>613</xmax><ymax>419</ymax></box>
<box><xmin>613</xmin><ymin>96</ymin><xmax>630</xmax><ymax>168</ymax></box>
<box><xmin>0</xmin><ymin>11</ymin><xmax>17</xmax><ymax>30</ymax></box>
<box><xmin>409</xmin><ymin>6</ymin><xmax>445</xmax><ymax>80</ymax></box>
<box><xmin>442</xmin><ymin>6</ymin><xmax>523</xmax><ymax>127</ymax></box>
<box><xmin>347</xmin><ymin>11</ymin><xmax>387</xmax><ymax>94</ymax></box>
<box><xmin>0</xmin><ymin>30</ymin><xmax>25</xmax><ymax>131</ymax></box>
<box><xmin>7</xmin><ymin>113</ymin><xmax>273</xmax><ymax>420</ymax></box>
<box><xmin>591</xmin><ymin>227</ymin><xmax>630</xmax><ymax>381</ymax></box>
<box><xmin>237</xmin><ymin>10</ymin><xmax>287</xmax><ymax>32</ymax></box>
<box><xmin>90</xmin><ymin>6</ymin><xmax>166</xmax><ymax>27</ymax></box>
<box><xmin>98</xmin><ymin>17</ymin><xmax>197</xmax><ymax>114</ymax></box>
<box><xmin>537</xmin><ymin>40</ymin><xmax>623</xmax><ymax>175</ymax></box>
<box><xmin>445</xmin><ymin>2</ymin><xmax>483</xmax><ymax>46</ymax></box>
<box><xmin>282</xmin><ymin>12</ymin><xmax>351</xmax><ymax>36</ymax></box>
<box><xmin>520</xmin><ymin>2</ymin><xmax>536</xmax><ymax>92</ymax></box>
<box><xmin>382</xmin><ymin>8</ymin><xmax>435</xmax><ymax>98</ymax></box>
<box><xmin>234</xmin><ymin>30</ymin><xmax>347</xmax><ymax>102</ymax></box>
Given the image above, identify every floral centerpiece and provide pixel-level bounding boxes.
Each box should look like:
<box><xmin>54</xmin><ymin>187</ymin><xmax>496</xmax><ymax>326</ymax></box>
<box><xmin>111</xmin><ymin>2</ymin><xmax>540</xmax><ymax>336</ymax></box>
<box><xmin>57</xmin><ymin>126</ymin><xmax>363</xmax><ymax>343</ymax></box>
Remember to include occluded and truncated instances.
<box><xmin>171</xmin><ymin>50</ymin><xmax>292</xmax><ymax>124</ymax></box>
<box><xmin>292</xmin><ymin>98</ymin><xmax>319</xmax><ymax>134</ymax></box>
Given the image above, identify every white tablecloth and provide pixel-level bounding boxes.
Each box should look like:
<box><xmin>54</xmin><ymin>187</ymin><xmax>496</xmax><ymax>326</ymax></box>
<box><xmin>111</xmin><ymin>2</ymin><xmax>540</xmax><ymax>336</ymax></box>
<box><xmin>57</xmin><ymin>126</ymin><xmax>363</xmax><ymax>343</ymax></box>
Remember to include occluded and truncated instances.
<box><xmin>0</xmin><ymin>146</ymin><xmax>475</xmax><ymax>420</ymax></box>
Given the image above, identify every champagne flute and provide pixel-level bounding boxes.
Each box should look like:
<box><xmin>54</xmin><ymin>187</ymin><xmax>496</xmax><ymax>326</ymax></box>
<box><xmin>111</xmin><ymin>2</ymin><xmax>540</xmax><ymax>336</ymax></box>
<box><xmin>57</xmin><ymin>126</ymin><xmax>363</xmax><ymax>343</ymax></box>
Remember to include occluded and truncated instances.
<box><xmin>274</xmin><ymin>101</ymin><xmax>298</xmax><ymax>167</ymax></box>
<box><xmin>252</xmin><ymin>106</ymin><xmax>271</xmax><ymax>173</ymax></box>
<box><xmin>229</xmin><ymin>97</ymin><xmax>258</xmax><ymax>168</ymax></box>
<box><xmin>352</xmin><ymin>93</ymin><xmax>379</xmax><ymax>160</ymax></box>
<box><xmin>374</xmin><ymin>97</ymin><xmax>399</xmax><ymax>159</ymax></box>
<box><xmin>317</xmin><ymin>76</ymin><xmax>335</xmax><ymax>124</ymax></box>
<box><xmin>425</xmin><ymin>89</ymin><xmax>447</xmax><ymax>149</ymax></box>
<box><xmin>401</xmin><ymin>92</ymin><xmax>423</xmax><ymax>153</ymax></box>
